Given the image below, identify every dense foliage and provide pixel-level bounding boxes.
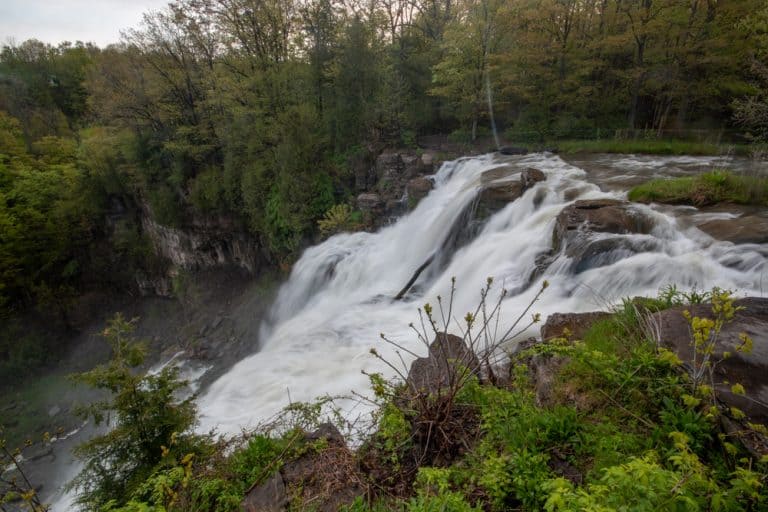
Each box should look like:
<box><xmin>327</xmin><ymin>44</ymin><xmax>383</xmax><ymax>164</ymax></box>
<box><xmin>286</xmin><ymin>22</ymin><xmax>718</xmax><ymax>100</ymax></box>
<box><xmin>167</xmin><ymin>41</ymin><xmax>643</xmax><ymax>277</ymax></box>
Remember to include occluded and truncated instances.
<box><xmin>57</xmin><ymin>288</ymin><xmax>767</xmax><ymax>512</ymax></box>
<box><xmin>0</xmin><ymin>0</ymin><xmax>766</xmax><ymax>371</ymax></box>
<box><xmin>68</xmin><ymin>314</ymin><xmax>199</xmax><ymax>510</ymax></box>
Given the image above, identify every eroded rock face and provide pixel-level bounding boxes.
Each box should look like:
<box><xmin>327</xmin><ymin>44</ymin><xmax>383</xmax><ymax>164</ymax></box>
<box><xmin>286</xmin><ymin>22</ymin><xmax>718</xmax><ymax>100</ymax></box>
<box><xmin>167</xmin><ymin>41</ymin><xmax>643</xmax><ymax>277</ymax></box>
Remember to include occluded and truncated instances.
<box><xmin>144</xmin><ymin>218</ymin><xmax>264</xmax><ymax>274</ymax></box>
<box><xmin>698</xmin><ymin>215</ymin><xmax>768</xmax><ymax>245</ymax></box>
<box><xmin>406</xmin><ymin>333</ymin><xmax>479</xmax><ymax>395</ymax></box>
<box><xmin>652</xmin><ymin>298</ymin><xmax>768</xmax><ymax>425</ymax></box>
<box><xmin>541</xmin><ymin>311</ymin><xmax>612</xmax><ymax>341</ymax></box>
<box><xmin>550</xmin><ymin>199</ymin><xmax>657</xmax><ymax>273</ymax></box>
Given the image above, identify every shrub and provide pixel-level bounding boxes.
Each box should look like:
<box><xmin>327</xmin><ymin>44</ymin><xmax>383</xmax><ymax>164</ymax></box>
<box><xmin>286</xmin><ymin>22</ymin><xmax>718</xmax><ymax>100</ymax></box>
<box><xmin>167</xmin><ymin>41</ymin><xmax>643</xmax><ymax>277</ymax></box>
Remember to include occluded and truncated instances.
<box><xmin>68</xmin><ymin>314</ymin><xmax>198</xmax><ymax>510</ymax></box>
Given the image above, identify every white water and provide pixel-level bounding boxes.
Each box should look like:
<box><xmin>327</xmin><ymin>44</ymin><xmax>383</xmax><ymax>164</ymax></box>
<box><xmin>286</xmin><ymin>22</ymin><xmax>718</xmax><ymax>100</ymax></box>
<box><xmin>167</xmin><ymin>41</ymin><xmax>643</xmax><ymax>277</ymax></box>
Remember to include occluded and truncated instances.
<box><xmin>196</xmin><ymin>153</ymin><xmax>767</xmax><ymax>436</ymax></box>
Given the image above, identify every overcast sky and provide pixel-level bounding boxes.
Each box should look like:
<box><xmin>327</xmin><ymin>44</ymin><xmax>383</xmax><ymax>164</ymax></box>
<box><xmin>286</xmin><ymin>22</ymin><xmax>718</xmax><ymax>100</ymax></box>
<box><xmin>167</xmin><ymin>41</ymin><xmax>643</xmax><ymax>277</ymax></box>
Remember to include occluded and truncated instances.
<box><xmin>0</xmin><ymin>0</ymin><xmax>171</xmax><ymax>47</ymax></box>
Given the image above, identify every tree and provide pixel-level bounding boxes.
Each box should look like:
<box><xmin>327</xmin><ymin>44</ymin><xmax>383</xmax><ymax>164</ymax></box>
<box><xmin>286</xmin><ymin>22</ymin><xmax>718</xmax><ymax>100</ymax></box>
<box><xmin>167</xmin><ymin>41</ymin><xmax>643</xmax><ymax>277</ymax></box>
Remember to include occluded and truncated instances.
<box><xmin>68</xmin><ymin>314</ymin><xmax>197</xmax><ymax>510</ymax></box>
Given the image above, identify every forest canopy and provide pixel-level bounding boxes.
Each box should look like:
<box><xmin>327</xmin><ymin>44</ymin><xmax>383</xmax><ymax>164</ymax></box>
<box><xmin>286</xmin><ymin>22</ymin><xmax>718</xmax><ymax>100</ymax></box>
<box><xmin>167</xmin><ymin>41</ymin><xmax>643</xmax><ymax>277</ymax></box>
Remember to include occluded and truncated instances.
<box><xmin>0</xmin><ymin>0</ymin><xmax>766</xmax><ymax>321</ymax></box>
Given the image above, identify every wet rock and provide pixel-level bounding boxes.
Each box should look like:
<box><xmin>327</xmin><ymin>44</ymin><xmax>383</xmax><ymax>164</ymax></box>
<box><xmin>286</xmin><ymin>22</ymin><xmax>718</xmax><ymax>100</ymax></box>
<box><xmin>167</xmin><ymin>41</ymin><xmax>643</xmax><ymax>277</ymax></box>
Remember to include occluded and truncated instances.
<box><xmin>406</xmin><ymin>177</ymin><xmax>434</xmax><ymax>208</ymax></box>
<box><xmin>480</xmin><ymin>165</ymin><xmax>518</xmax><ymax>184</ymax></box>
<box><xmin>242</xmin><ymin>472</ymin><xmax>288</xmax><ymax>512</ymax></box>
<box><xmin>698</xmin><ymin>215</ymin><xmax>768</xmax><ymax>245</ymax></box>
<box><xmin>476</xmin><ymin>166</ymin><xmax>547</xmax><ymax>218</ymax></box>
<box><xmin>651</xmin><ymin>298</ymin><xmax>768</xmax><ymax>425</ymax></box>
<box><xmin>406</xmin><ymin>333</ymin><xmax>479</xmax><ymax>395</ymax></box>
<box><xmin>541</xmin><ymin>312</ymin><xmax>612</xmax><ymax>341</ymax></box>
<box><xmin>26</xmin><ymin>445</ymin><xmax>55</xmax><ymax>463</ymax></box>
<box><xmin>479</xmin><ymin>181</ymin><xmax>525</xmax><ymax>211</ymax></box>
<box><xmin>550</xmin><ymin>199</ymin><xmax>656</xmax><ymax>272</ymax></box>
<box><xmin>553</xmin><ymin>199</ymin><xmax>654</xmax><ymax>253</ymax></box>
<box><xmin>521</xmin><ymin>168</ymin><xmax>546</xmax><ymax>189</ymax></box>
<box><xmin>498</xmin><ymin>146</ymin><xmax>528</xmax><ymax>155</ymax></box>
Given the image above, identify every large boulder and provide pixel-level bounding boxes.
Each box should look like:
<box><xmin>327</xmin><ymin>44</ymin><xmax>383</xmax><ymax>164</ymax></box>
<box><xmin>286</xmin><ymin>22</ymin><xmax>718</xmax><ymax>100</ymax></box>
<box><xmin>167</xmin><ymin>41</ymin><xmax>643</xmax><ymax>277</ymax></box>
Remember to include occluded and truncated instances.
<box><xmin>541</xmin><ymin>311</ymin><xmax>612</xmax><ymax>341</ymax></box>
<box><xmin>477</xmin><ymin>166</ymin><xmax>547</xmax><ymax>218</ymax></box>
<box><xmin>698</xmin><ymin>215</ymin><xmax>768</xmax><ymax>245</ymax></box>
<box><xmin>551</xmin><ymin>199</ymin><xmax>657</xmax><ymax>273</ymax></box>
<box><xmin>242</xmin><ymin>473</ymin><xmax>288</xmax><ymax>512</ymax></box>
<box><xmin>651</xmin><ymin>298</ymin><xmax>768</xmax><ymax>425</ymax></box>
<box><xmin>406</xmin><ymin>333</ymin><xmax>479</xmax><ymax>395</ymax></box>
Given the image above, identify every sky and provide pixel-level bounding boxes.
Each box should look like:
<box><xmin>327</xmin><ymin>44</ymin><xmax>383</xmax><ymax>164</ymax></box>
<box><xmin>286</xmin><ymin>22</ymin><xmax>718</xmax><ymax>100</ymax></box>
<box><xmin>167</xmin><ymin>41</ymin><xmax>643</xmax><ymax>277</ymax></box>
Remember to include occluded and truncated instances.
<box><xmin>0</xmin><ymin>0</ymin><xmax>171</xmax><ymax>48</ymax></box>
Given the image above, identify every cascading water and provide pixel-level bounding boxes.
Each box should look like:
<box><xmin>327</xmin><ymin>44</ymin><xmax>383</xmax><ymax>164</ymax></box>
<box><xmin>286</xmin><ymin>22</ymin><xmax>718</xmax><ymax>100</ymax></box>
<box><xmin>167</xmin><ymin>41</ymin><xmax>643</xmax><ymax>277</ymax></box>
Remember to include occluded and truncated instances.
<box><xmin>196</xmin><ymin>152</ymin><xmax>767</xmax><ymax>436</ymax></box>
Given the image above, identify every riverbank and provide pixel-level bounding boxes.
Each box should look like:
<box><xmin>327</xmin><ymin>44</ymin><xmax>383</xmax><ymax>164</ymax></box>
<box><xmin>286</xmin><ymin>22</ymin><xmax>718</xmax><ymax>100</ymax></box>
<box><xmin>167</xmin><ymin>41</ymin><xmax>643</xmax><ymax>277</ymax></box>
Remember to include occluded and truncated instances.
<box><xmin>95</xmin><ymin>288</ymin><xmax>768</xmax><ymax>512</ymax></box>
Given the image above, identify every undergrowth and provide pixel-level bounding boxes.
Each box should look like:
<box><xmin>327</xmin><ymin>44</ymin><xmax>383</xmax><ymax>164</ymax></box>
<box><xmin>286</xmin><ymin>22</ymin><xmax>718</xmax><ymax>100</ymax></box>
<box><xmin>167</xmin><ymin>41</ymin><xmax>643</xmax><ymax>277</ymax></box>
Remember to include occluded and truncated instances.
<box><xmin>26</xmin><ymin>283</ymin><xmax>766</xmax><ymax>512</ymax></box>
<box><xmin>628</xmin><ymin>169</ymin><xmax>768</xmax><ymax>206</ymax></box>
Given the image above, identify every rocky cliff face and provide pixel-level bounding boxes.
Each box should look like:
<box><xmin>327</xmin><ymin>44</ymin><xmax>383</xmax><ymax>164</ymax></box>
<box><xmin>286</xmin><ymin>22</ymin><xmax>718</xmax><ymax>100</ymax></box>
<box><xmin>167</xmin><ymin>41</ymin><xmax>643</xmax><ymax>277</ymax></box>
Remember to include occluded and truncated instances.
<box><xmin>137</xmin><ymin>204</ymin><xmax>268</xmax><ymax>296</ymax></box>
<box><xmin>142</xmin><ymin>216</ymin><xmax>265</xmax><ymax>274</ymax></box>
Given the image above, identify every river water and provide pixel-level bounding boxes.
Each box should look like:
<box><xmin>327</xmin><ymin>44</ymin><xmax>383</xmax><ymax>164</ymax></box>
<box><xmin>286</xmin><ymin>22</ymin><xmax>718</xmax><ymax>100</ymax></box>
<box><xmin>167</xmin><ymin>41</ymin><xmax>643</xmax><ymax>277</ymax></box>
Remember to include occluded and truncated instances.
<box><xmin>43</xmin><ymin>151</ymin><xmax>766</xmax><ymax>510</ymax></box>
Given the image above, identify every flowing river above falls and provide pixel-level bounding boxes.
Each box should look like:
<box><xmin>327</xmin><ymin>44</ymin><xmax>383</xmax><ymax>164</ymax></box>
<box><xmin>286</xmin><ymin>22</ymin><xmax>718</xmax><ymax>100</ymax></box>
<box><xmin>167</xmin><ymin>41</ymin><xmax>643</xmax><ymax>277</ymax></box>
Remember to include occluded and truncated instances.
<box><xmin>40</xmin><ymin>151</ymin><xmax>766</xmax><ymax>510</ymax></box>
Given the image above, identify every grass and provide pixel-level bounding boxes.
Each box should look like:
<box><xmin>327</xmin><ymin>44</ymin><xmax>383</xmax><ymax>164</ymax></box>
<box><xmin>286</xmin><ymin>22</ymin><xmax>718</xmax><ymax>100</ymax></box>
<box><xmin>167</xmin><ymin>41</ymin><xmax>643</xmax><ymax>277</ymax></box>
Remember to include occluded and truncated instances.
<box><xmin>552</xmin><ymin>139</ymin><xmax>751</xmax><ymax>156</ymax></box>
<box><xmin>628</xmin><ymin>170</ymin><xmax>768</xmax><ymax>206</ymax></box>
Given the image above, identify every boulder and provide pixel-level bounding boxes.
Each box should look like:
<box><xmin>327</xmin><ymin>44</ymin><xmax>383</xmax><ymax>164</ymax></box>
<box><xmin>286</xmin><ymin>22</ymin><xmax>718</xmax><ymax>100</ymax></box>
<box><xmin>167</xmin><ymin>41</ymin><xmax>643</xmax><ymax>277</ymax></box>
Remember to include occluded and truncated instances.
<box><xmin>651</xmin><ymin>298</ymin><xmax>768</xmax><ymax>425</ymax></box>
<box><xmin>241</xmin><ymin>424</ymin><xmax>360</xmax><ymax>512</ymax></box>
<box><xmin>521</xmin><ymin>168</ymin><xmax>546</xmax><ymax>189</ymax></box>
<box><xmin>541</xmin><ymin>312</ymin><xmax>612</xmax><ymax>341</ymax></box>
<box><xmin>698</xmin><ymin>215</ymin><xmax>768</xmax><ymax>245</ymax></box>
<box><xmin>478</xmin><ymin>181</ymin><xmax>525</xmax><ymax>211</ymax></box>
<box><xmin>480</xmin><ymin>165</ymin><xmax>518</xmax><ymax>184</ymax></box>
<box><xmin>406</xmin><ymin>177</ymin><xmax>434</xmax><ymax>208</ymax></box>
<box><xmin>406</xmin><ymin>333</ymin><xmax>479</xmax><ymax>395</ymax></box>
<box><xmin>476</xmin><ymin>166</ymin><xmax>547</xmax><ymax>219</ymax></box>
<box><xmin>551</xmin><ymin>199</ymin><xmax>657</xmax><ymax>273</ymax></box>
<box><xmin>242</xmin><ymin>472</ymin><xmax>288</xmax><ymax>512</ymax></box>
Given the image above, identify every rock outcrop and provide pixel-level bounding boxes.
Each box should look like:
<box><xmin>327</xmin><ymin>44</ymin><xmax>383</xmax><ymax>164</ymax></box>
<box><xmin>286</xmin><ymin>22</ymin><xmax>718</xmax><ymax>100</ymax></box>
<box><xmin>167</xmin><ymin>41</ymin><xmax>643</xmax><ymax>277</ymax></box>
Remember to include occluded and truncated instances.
<box><xmin>541</xmin><ymin>311</ymin><xmax>612</xmax><ymax>341</ymax></box>
<box><xmin>406</xmin><ymin>333</ymin><xmax>479</xmax><ymax>395</ymax></box>
<box><xmin>651</xmin><ymin>298</ymin><xmax>768</xmax><ymax>426</ymax></box>
<box><xmin>406</xmin><ymin>176</ymin><xmax>434</xmax><ymax>208</ymax></box>
<box><xmin>241</xmin><ymin>424</ymin><xmax>362</xmax><ymax>512</ymax></box>
<box><xmin>355</xmin><ymin>150</ymin><xmax>439</xmax><ymax>226</ymax></box>
<box><xmin>698</xmin><ymin>214</ymin><xmax>768</xmax><ymax>245</ymax></box>
<box><xmin>476</xmin><ymin>166</ymin><xmax>547</xmax><ymax>218</ymax></box>
<box><xmin>550</xmin><ymin>199</ymin><xmax>656</xmax><ymax>273</ymax></box>
<box><xmin>143</xmin><ymin>216</ymin><xmax>265</xmax><ymax>275</ymax></box>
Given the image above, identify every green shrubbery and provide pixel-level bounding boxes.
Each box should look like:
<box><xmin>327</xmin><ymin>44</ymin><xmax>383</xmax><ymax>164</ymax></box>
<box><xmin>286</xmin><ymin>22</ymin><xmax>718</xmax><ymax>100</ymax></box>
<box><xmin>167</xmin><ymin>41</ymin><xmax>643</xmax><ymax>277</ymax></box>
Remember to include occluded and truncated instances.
<box><xmin>14</xmin><ymin>286</ymin><xmax>760</xmax><ymax>512</ymax></box>
<box><xmin>628</xmin><ymin>170</ymin><xmax>768</xmax><ymax>206</ymax></box>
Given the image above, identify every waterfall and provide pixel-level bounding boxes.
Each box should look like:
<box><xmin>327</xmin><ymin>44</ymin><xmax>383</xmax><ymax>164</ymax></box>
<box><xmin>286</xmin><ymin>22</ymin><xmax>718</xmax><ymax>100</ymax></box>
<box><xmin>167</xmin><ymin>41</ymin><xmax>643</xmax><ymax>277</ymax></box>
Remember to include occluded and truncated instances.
<box><xmin>196</xmin><ymin>152</ymin><xmax>766</xmax><ymax>435</ymax></box>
